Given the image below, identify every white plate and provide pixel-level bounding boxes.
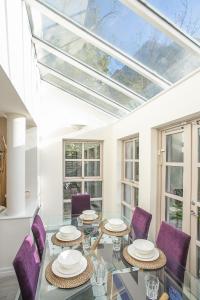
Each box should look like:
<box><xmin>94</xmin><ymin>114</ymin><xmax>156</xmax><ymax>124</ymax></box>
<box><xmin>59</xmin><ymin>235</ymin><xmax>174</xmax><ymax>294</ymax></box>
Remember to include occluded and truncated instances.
<box><xmin>80</xmin><ymin>213</ymin><xmax>98</xmax><ymax>221</ymax></box>
<box><xmin>104</xmin><ymin>223</ymin><xmax>127</xmax><ymax>232</ymax></box>
<box><xmin>127</xmin><ymin>245</ymin><xmax>160</xmax><ymax>261</ymax></box>
<box><xmin>56</xmin><ymin>230</ymin><xmax>81</xmax><ymax>241</ymax></box>
<box><xmin>52</xmin><ymin>256</ymin><xmax>87</xmax><ymax>278</ymax></box>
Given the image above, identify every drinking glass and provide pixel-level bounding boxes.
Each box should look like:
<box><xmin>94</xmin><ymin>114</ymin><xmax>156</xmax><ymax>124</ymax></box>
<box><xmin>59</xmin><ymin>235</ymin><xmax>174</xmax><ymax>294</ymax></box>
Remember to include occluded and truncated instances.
<box><xmin>93</xmin><ymin>258</ymin><xmax>107</xmax><ymax>286</ymax></box>
<box><xmin>112</xmin><ymin>237</ymin><xmax>121</xmax><ymax>251</ymax></box>
<box><xmin>83</xmin><ymin>234</ymin><xmax>91</xmax><ymax>252</ymax></box>
<box><xmin>145</xmin><ymin>274</ymin><xmax>159</xmax><ymax>300</ymax></box>
<box><xmin>77</xmin><ymin>216</ymin><xmax>83</xmax><ymax>227</ymax></box>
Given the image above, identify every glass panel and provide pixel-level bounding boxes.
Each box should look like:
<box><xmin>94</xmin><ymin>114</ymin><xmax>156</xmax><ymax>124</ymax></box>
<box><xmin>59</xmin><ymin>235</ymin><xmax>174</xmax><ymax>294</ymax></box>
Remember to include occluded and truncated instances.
<box><xmin>63</xmin><ymin>182</ymin><xmax>82</xmax><ymax>199</ymax></box>
<box><xmin>135</xmin><ymin>140</ymin><xmax>139</xmax><ymax>159</ymax></box>
<box><xmin>166</xmin><ymin>132</ymin><xmax>184</xmax><ymax>162</ymax></box>
<box><xmin>134</xmin><ymin>162</ymin><xmax>139</xmax><ymax>181</ymax></box>
<box><xmin>90</xmin><ymin>200</ymin><xmax>102</xmax><ymax>212</ymax></box>
<box><xmin>40</xmin><ymin>72</ymin><xmax>126</xmax><ymax>117</ymax></box>
<box><xmin>84</xmin><ymin>181</ymin><xmax>102</xmax><ymax>198</ymax></box>
<box><xmin>125</xmin><ymin>162</ymin><xmax>133</xmax><ymax>180</ymax></box>
<box><xmin>134</xmin><ymin>187</ymin><xmax>139</xmax><ymax>207</ymax></box>
<box><xmin>40</xmin><ymin>0</ymin><xmax>200</xmax><ymax>83</ymax></box>
<box><xmin>125</xmin><ymin>141</ymin><xmax>133</xmax><ymax>159</ymax></box>
<box><xmin>145</xmin><ymin>0</ymin><xmax>200</xmax><ymax>45</ymax></box>
<box><xmin>198</xmin><ymin>128</ymin><xmax>200</xmax><ymax>163</ymax></box>
<box><xmin>84</xmin><ymin>143</ymin><xmax>100</xmax><ymax>159</ymax></box>
<box><xmin>123</xmin><ymin>184</ymin><xmax>132</xmax><ymax>205</ymax></box>
<box><xmin>122</xmin><ymin>205</ymin><xmax>132</xmax><ymax>222</ymax></box>
<box><xmin>165</xmin><ymin>196</ymin><xmax>183</xmax><ymax>230</ymax></box>
<box><xmin>65</xmin><ymin>143</ymin><xmax>82</xmax><ymax>159</ymax></box>
<box><xmin>65</xmin><ymin>161</ymin><xmax>82</xmax><ymax>177</ymax></box>
<box><xmin>84</xmin><ymin>161</ymin><xmax>100</xmax><ymax>177</ymax></box>
<box><xmin>198</xmin><ymin>207</ymin><xmax>200</xmax><ymax>241</ymax></box>
<box><xmin>33</xmin><ymin>13</ymin><xmax>162</xmax><ymax>99</ymax></box>
<box><xmin>166</xmin><ymin>166</ymin><xmax>183</xmax><ymax>197</ymax></box>
<box><xmin>198</xmin><ymin>168</ymin><xmax>200</xmax><ymax>202</ymax></box>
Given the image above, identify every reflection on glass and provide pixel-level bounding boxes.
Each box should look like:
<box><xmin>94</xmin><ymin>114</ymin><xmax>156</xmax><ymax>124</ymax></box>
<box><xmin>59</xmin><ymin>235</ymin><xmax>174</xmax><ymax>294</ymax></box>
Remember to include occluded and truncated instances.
<box><xmin>40</xmin><ymin>0</ymin><xmax>200</xmax><ymax>83</ymax></box>
<box><xmin>91</xmin><ymin>200</ymin><xmax>102</xmax><ymax>212</ymax></box>
<box><xmin>135</xmin><ymin>140</ymin><xmax>139</xmax><ymax>159</ymax></box>
<box><xmin>134</xmin><ymin>162</ymin><xmax>139</xmax><ymax>181</ymax></box>
<box><xmin>198</xmin><ymin>168</ymin><xmax>200</xmax><ymax>202</ymax></box>
<box><xmin>84</xmin><ymin>143</ymin><xmax>100</xmax><ymax>159</ymax></box>
<box><xmin>65</xmin><ymin>161</ymin><xmax>82</xmax><ymax>177</ymax></box>
<box><xmin>198</xmin><ymin>129</ymin><xmax>200</xmax><ymax>163</ymax></box>
<box><xmin>166</xmin><ymin>166</ymin><xmax>183</xmax><ymax>197</ymax></box>
<box><xmin>166</xmin><ymin>133</ymin><xmax>184</xmax><ymax>162</ymax></box>
<box><xmin>123</xmin><ymin>184</ymin><xmax>132</xmax><ymax>205</ymax></box>
<box><xmin>41</xmin><ymin>72</ymin><xmax>126</xmax><ymax>117</ymax></box>
<box><xmin>123</xmin><ymin>205</ymin><xmax>132</xmax><ymax>222</ymax></box>
<box><xmin>84</xmin><ymin>161</ymin><xmax>100</xmax><ymax>177</ymax></box>
<box><xmin>125</xmin><ymin>162</ymin><xmax>133</xmax><ymax>180</ymax></box>
<box><xmin>165</xmin><ymin>197</ymin><xmax>183</xmax><ymax>230</ymax></box>
<box><xmin>134</xmin><ymin>187</ymin><xmax>139</xmax><ymax>207</ymax></box>
<box><xmin>84</xmin><ymin>181</ymin><xmax>102</xmax><ymax>198</ymax></box>
<box><xmin>125</xmin><ymin>141</ymin><xmax>133</xmax><ymax>159</ymax></box>
<box><xmin>198</xmin><ymin>207</ymin><xmax>200</xmax><ymax>241</ymax></box>
<box><xmin>63</xmin><ymin>182</ymin><xmax>82</xmax><ymax>199</ymax></box>
<box><xmin>65</xmin><ymin>143</ymin><xmax>82</xmax><ymax>159</ymax></box>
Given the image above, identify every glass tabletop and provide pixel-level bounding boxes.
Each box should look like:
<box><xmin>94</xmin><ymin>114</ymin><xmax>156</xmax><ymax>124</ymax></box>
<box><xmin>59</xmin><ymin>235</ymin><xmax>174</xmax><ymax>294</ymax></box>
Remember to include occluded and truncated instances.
<box><xmin>36</xmin><ymin>214</ymin><xmax>200</xmax><ymax>300</ymax></box>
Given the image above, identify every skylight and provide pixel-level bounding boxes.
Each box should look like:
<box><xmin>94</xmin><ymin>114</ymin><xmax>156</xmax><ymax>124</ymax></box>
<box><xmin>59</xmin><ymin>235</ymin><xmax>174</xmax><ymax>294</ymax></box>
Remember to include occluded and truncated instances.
<box><xmin>26</xmin><ymin>0</ymin><xmax>200</xmax><ymax>118</ymax></box>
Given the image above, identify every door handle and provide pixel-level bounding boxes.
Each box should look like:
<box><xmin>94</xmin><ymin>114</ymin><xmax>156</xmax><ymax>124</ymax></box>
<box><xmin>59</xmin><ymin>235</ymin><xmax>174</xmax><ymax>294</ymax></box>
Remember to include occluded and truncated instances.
<box><xmin>190</xmin><ymin>210</ymin><xmax>198</xmax><ymax>217</ymax></box>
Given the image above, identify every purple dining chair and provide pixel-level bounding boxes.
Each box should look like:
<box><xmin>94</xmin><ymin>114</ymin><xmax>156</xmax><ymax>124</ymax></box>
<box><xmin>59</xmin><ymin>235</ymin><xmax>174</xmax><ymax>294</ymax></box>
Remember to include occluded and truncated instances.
<box><xmin>130</xmin><ymin>207</ymin><xmax>152</xmax><ymax>240</ymax></box>
<box><xmin>31</xmin><ymin>214</ymin><xmax>46</xmax><ymax>260</ymax></box>
<box><xmin>71</xmin><ymin>193</ymin><xmax>90</xmax><ymax>216</ymax></box>
<box><xmin>156</xmin><ymin>221</ymin><xmax>191</xmax><ymax>282</ymax></box>
<box><xmin>13</xmin><ymin>235</ymin><xmax>40</xmax><ymax>300</ymax></box>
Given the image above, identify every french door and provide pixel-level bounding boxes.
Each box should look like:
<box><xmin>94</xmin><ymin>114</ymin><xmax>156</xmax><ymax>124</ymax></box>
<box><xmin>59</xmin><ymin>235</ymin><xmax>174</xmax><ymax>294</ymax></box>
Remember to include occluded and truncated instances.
<box><xmin>160</xmin><ymin>121</ymin><xmax>200</xmax><ymax>276</ymax></box>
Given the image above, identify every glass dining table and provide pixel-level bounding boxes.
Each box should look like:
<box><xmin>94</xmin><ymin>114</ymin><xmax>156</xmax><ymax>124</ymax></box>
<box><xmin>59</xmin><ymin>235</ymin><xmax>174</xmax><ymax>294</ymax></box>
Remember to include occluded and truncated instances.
<box><xmin>36</xmin><ymin>213</ymin><xmax>200</xmax><ymax>300</ymax></box>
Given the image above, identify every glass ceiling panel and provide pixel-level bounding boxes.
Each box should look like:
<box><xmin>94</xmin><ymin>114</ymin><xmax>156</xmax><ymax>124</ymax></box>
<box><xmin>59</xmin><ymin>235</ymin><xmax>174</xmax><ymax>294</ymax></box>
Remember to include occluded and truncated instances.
<box><xmin>40</xmin><ymin>0</ymin><xmax>200</xmax><ymax>83</ymax></box>
<box><xmin>36</xmin><ymin>47</ymin><xmax>142</xmax><ymax>110</ymax></box>
<box><xmin>143</xmin><ymin>0</ymin><xmax>200</xmax><ymax>45</ymax></box>
<box><xmin>31</xmin><ymin>11</ymin><xmax>162</xmax><ymax>99</ymax></box>
<box><xmin>40</xmin><ymin>71</ymin><xmax>127</xmax><ymax>118</ymax></box>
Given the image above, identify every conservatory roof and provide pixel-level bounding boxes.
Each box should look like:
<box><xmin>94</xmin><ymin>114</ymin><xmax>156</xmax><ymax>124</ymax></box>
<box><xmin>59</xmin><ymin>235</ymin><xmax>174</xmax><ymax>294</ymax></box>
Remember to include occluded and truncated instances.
<box><xmin>26</xmin><ymin>0</ymin><xmax>200</xmax><ymax>118</ymax></box>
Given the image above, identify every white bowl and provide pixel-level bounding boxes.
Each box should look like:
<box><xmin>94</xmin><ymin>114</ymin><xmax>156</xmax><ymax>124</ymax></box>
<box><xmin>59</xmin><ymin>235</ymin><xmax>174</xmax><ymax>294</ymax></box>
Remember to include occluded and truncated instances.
<box><xmin>59</xmin><ymin>225</ymin><xmax>77</xmax><ymax>239</ymax></box>
<box><xmin>82</xmin><ymin>210</ymin><xmax>96</xmax><ymax>220</ymax></box>
<box><xmin>57</xmin><ymin>250</ymin><xmax>82</xmax><ymax>270</ymax></box>
<box><xmin>132</xmin><ymin>239</ymin><xmax>155</xmax><ymax>256</ymax></box>
<box><xmin>108</xmin><ymin>218</ymin><xmax>124</xmax><ymax>229</ymax></box>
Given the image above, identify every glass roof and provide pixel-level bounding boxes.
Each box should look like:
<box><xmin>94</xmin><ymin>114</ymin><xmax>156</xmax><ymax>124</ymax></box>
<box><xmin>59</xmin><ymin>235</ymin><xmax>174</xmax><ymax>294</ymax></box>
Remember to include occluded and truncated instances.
<box><xmin>27</xmin><ymin>0</ymin><xmax>200</xmax><ymax>118</ymax></box>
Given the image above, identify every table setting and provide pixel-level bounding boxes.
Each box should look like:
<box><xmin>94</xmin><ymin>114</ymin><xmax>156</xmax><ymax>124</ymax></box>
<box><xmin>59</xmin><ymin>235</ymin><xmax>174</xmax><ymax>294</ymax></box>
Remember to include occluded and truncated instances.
<box><xmin>51</xmin><ymin>224</ymin><xmax>84</xmax><ymax>247</ymax></box>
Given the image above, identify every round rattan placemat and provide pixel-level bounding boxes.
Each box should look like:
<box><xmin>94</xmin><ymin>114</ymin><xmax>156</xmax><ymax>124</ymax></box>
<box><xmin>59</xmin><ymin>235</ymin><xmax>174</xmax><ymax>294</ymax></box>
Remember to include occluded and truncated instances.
<box><xmin>123</xmin><ymin>246</ymin><xmax>166</xmax><ymax>270</ymax></box>
<box><xmin>100</xmin><ymin>222</ymin><xmax>130</xmax><ymax>237</ymax></box>
<box><xmin>51</xmin><ymin>232</ymin><xmax>84</xmax><ymax>247</ymax></box>
<box><xmin>45</xmin><ymin>257</ymin><xmax>93</xmax><ymax>289</ymax></box>
<box><xmin>82</xmin><ymin>217</ymin><xmax>101</xmax><ymax>225</ymax></box>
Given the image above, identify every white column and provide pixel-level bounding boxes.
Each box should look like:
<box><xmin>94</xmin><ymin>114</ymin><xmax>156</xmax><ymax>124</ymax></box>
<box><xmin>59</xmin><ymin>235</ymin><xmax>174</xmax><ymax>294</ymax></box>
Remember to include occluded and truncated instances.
<box><xmin>6</xmin><ymin>114</ymin><xmax>26</xmax><ymax>215</ymax></box>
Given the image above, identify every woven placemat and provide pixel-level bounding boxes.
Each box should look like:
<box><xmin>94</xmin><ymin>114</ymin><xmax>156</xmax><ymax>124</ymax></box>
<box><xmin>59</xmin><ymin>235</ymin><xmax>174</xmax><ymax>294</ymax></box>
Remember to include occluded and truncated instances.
<box><xmin>123</xmin><ymin>246</ymin><xmax>166</xmax><ymax>270</ymax></box>
<box><xmin>51</xmin><ymin>232</ymin><xmax>84</xmax><ymax>247</ymax></box>
<box><xmin>100</xmin><ymin>222</ymin><xmax>130</xmax><ymax>237</ymax></box>
<box><xmin>82</xmin><ymin>217</ymin><xmax>101</xmax><ymax>225</ymax></box>
<box><xmin>45</xmin><ymin>257</ymin><xmax>93</xmax><ymax>289</ymax></box>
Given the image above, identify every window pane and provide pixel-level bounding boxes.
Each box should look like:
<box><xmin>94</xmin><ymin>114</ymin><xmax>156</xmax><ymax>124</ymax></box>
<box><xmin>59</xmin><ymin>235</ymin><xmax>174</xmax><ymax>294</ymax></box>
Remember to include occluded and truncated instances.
<box><xmin>198</xmin><ymin>208</ymin><xmax>200</xmax><ymax>241</ymax></box>
<box><xmin>166</xmin><ymin>166</ymin><xmax>183</xmax><ymax>197</ymax></box>
<box><xmin>125</xmin><ymin>162</ymin><xmax>133</xmax><ymax>180</ymax></box>
<box><xmin>84</xmin><ymin>143</ymin><xmax>100</xmax><ymax>159</ymax></box>
<box><xmin>84</xmin><ymin>161</ymin><xmax>100</xmax><ymax>177</ymax></box>
<box><xmin>40</xmin><ymin>72</ymin><xmax>126</xmax><ymax>118</ymax></box>
<box><xmin>166</xmin><ymin>133</ymin><xmax>184</xmax><ymax>162</ymax></box>
<box><xmin>198</xmin><ymin>168</ymin><xmax>200</xmax><ymax>202</ymax></box>
<box><xmin>165</xmin><ymin>197</ymin><xmax>183</xmax><ymax>230</ymax></box>
<box><xmin>134</xmin><ymin>162</ymin><xmax>139</xmax><ymax>181</ymax></box>
<box><xmin>40</xmin><ymin>0</ymin><xmax>200</xmax><ymax>83</ymax></box>
<box><xmin>197</xmin><ymin>247</ymin><xmax>200</xmax><ymax>278</ymax></box>
<box><xmin>198</xmin><ymin>128</ymin><xmax>200</xmax><ymax>163</ymax></box>
<box><xmin>91</xmin><ymin>200</ymin><xmax>102</xmax><ymax>212</ymax></box>
<box><xmin>84</xmin><ymin>181</ymin><xmax>102</xmax><ymax>198</ymax></box>
<box><xmin>65</xmin><ymin>143</ymin><xmax>82</xmax><ymax>159</ymax></box>
<box><xmin>63</xmin><ymin>182</ymin><xmax>82</xmax><ymax>199</ymax></box>
<box><xmin>135</xmin><ymin>140</ymin><xmax>139</xmax><ymax>159</ymax></box>
<box><xmin>65</xmin><ymin>161</ymin><xmax>82</xmax><ymax>177</ymax></box>
<box><xmin>134</xmin><ymin>187</ymin><xmax>139</xmax><ymax>207</ymax></box>
<box><xmin>122</xmin><ymin>205</ymin><xmax>132</xmax><ymax>222</ymax></box>
<box><xmin>125</xmin><ymin>141</ymin><xmax>133</xmax><ymax>159</ymax></box>
<box><xmin>123</xmin><ymin>184</ymin><xmax>132</xmax><ymax>205</ymax></box>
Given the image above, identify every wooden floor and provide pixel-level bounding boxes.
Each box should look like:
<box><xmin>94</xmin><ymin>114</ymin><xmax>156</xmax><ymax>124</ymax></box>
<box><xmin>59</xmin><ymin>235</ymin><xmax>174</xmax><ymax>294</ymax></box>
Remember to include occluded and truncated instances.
<box><xmin>0</xmin><ymin>275</ymin><xmax>19</xmax><ymax>300</ymax></box>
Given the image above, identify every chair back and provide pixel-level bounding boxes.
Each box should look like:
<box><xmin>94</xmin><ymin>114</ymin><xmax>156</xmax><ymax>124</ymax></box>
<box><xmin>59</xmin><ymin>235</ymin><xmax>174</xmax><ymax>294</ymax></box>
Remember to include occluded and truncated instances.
<box><xmin>32</xmin><ymin>214</ymin><xmax>46</xmax><ymax>260</ymax></box>
<box><xmin>13</xmin><ymin>235</ymin><xmax>40</xmax><ymax>300</ymax></box>
<box><xmin>130</xmin><ymin>207</ymin><xmax>152</xmax><ymax>240</ymax></box>
<box><xmin>71</xmin><ymin>193</ymin><xmax>90</xmax><ymax>216</ymax></box>
<box><xmin>156</xmin><ymin>221</ymin><xmax>191</xmax><ymax>282</ymax></box>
